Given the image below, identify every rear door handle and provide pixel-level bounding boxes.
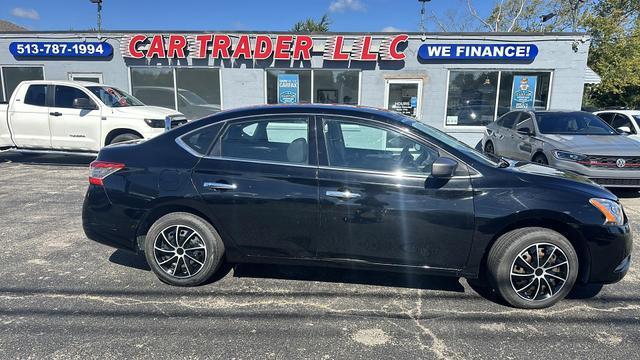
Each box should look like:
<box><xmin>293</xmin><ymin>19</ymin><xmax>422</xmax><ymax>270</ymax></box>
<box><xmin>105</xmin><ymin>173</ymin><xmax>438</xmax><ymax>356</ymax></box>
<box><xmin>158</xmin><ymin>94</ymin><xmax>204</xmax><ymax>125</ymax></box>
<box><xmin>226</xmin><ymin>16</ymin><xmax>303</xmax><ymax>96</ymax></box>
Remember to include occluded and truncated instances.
<box><xmin>326</xmin><ymin>190</ymin><xmax>361</xmax><ymax>200</ymax></box>
<box><xmin>50</xmin><ymin>112</ymin><xmax>62</xmax><ymax>117</ymax></box>
<box><xmin>203</xmin><ymin>182</ymin><xmax>237</xmax><ymax>190</ymax></box>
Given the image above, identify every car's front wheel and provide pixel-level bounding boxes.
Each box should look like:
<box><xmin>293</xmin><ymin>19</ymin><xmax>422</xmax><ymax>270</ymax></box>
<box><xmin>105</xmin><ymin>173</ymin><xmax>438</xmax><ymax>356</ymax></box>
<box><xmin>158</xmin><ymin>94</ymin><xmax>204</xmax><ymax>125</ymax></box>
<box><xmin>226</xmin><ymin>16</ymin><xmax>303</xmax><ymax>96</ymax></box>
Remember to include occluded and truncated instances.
<box><xmin>144</xmin><ymin>212</ymin><xmax>225</xmax><ymax>286</ymax></box>
<box><xmin>532</xmin><ymin>153</ymin><xmax>548</xmax><ymax>165</ymax></box>
<box><xmin>484</xmin><ymin>141</ymin><xmax>495</xmax><ymax>155</ymax></box>
<box><xmin>487</xmin><ymin>227</ymin><xmax>578</xmax><ymax>309</ymax></box>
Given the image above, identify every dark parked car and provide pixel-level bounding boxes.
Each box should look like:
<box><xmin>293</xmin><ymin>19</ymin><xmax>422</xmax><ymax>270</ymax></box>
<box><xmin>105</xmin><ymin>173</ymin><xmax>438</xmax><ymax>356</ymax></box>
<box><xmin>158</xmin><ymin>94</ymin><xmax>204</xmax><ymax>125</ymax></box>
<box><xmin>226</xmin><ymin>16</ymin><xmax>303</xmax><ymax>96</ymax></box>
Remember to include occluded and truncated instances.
<box><xmin>83</xmin><ymin>105</ymin><xmax>632</xmax><ymax>309</ymax></box>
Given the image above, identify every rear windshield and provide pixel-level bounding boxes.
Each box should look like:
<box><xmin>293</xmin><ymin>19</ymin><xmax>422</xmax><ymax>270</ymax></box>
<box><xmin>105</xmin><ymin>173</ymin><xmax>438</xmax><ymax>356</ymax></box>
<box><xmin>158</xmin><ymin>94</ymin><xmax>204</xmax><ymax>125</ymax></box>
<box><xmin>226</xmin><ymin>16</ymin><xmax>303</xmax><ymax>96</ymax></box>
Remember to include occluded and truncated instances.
<box><xmin>535</xmin><ymin>112</ymin><xmax>617</xmax><ymax>135</ymax></box>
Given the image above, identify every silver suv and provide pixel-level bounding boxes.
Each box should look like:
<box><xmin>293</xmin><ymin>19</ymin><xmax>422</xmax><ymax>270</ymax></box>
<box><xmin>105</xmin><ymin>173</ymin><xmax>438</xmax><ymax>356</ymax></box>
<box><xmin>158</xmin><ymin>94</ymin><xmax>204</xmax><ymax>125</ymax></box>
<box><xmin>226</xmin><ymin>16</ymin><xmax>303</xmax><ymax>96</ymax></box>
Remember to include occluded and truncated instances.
<box><xmin>482</xmin><ymin>110</ymin><xmax>640</xmax><ymax>187</ymax></box>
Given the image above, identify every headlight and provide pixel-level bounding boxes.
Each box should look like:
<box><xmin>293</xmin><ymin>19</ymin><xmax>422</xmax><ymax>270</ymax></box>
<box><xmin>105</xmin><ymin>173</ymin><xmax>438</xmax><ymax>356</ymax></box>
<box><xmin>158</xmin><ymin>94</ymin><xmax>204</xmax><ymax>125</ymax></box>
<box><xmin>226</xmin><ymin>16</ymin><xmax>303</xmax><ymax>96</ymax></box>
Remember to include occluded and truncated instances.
<box><xmin>144</xmin><ymin>118</ymin><xmax>166</xmax><ymax>128</ymax></box>
<box><xmin>553</xmin><ymin>150</ymin><xmax>588</xmax><ymax>162</ymax></box>
<box><xmin>589</xmin><ymin>198</ymin><xmax>625</xmax><ymax>226</ymax></box>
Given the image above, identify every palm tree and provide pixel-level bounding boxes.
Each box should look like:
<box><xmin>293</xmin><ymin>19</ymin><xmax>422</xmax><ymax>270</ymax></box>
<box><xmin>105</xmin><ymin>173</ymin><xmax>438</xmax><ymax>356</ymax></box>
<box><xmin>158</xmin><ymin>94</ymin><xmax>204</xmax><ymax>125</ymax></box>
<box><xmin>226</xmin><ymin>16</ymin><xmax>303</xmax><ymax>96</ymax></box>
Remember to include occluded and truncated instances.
<box><xmin>291</xmin><ymin>14</ymin><xmax>331</xmax><ymax>32</ymax></box>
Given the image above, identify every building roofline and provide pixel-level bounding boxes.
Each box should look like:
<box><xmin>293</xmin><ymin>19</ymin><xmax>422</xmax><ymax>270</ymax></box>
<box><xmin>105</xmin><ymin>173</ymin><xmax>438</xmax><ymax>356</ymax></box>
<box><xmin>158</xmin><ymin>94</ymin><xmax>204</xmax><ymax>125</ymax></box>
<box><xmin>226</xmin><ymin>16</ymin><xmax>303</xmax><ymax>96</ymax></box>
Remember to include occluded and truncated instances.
<box><xmin>0</xmin><ymin>30</ymin><xmax>588</xmax><ymax>37</ymax></box>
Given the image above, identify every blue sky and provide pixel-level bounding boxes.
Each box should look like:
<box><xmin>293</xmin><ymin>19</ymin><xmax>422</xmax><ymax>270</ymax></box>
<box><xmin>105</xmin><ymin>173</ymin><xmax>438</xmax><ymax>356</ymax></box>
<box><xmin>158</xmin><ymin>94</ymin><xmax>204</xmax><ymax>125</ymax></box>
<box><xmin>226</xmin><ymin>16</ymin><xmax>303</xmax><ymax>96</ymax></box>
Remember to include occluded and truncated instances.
<box><xmin>1</xmin><ymin>0</ymin><xmax>493</xmax><ymax>32</ymax></box>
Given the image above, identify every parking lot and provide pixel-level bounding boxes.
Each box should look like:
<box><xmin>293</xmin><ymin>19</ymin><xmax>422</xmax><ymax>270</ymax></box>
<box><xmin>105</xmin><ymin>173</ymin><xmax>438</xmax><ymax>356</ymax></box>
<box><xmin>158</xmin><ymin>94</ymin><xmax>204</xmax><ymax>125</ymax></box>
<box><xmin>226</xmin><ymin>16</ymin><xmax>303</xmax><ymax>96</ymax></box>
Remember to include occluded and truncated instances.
<box><xmin>0</xmin><ymin>151</ymin><xmax>638</xmax><ymax>359</ymax></box>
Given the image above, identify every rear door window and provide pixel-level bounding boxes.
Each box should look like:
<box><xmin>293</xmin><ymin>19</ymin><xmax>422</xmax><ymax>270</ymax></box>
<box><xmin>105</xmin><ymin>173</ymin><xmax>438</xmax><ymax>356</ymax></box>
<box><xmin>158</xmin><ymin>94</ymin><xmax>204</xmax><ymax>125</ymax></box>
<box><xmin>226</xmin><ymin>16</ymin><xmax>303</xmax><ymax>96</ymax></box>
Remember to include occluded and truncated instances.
<box><xmin>215</xmin><ymin>117</ymin><xmax>310</xmax><ymax>164</ymax></box>
<box><xmin>24</xmin><ymin>84</ymin><xmax>47</xmax><ymax>107</ymax></box>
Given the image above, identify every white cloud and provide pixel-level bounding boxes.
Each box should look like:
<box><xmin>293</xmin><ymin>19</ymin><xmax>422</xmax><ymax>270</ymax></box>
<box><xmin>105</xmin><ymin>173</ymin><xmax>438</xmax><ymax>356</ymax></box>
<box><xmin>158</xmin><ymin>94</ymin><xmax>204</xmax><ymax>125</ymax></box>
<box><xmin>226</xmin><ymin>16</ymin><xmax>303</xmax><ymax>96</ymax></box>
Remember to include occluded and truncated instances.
<box><xmin>381</xmin><ymin>26</ymin><xmax>404</xmax><ymax>32</ymax></box>
<box><xmin>11</xmin><ymin>7</ymin><xmax>40</xmax><ymax>20</ymax></box>
<box><xmin>329</xmin><ymin>0</ymin><xmax>365</xmax><ymax>13</ymax></box>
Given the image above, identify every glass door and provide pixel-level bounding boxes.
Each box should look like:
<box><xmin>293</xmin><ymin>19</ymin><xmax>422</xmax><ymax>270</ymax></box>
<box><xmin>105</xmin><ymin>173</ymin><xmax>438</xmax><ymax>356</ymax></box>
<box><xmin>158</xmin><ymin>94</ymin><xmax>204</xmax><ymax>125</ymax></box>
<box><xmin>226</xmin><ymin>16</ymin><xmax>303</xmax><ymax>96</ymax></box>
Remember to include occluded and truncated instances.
<box><xmin>384</xmin><ymin>79</ymin><xmax>423</xmax><ymax>120</ymax></box>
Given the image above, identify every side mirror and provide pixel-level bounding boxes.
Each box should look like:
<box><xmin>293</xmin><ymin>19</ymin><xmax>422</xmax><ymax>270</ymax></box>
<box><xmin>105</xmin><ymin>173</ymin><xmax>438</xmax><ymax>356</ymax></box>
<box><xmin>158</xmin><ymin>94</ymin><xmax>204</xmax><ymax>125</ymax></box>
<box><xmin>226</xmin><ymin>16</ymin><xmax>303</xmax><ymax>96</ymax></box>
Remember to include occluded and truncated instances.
<box><xmin>617</xmin><ymin>126</ymin><xmax>632</xmax><ymax>135</ymax></box>
<box><xmin>72</xmin><ymin>98</ymin><xmax>97</xmax><ymax>110</ymax></box>
<box><xmin>431</xmin><ymin>157</ymin><xmax>458</xmax><ymax>178</ymax></box>
<box><xmin>517</xmin><ymin>127</ymin><xmax>533</xmax><ymax>136</ymax></box>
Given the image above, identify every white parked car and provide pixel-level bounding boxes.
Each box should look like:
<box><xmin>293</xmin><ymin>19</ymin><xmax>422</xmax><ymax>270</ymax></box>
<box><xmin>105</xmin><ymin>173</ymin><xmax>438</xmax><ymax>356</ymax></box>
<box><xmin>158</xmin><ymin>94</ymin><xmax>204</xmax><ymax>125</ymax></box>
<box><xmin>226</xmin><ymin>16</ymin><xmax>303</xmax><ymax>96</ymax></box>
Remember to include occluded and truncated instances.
<box><xmin>0</xmin><ymin>80</ymin><xmax>187</xmax><ymax>154</ymax></box>
<box><xmin>594</xmin><ymin>110</ymin><xmax>640</xmax><ymax>141</ymax></box>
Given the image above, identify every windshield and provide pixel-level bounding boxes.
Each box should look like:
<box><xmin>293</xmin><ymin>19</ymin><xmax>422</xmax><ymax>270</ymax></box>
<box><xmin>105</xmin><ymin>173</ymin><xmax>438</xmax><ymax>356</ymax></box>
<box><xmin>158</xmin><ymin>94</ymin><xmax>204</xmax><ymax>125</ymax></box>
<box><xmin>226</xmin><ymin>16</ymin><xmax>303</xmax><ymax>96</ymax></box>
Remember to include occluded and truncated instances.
<box><xmin>410</xmin><ymin>118</ymin><xmax>499</xmax><ymax>167</ymax></box>
<box><xmin>634</xmin><ymin>115</ymin><xmax>640</xmax><ymax>123</ymax></box>
<box><xmin>535</xmin><ymin>112</ymin><xmax>617</xmax><ymax>135</ymax></box>
<box><xmin>87</xmin><ymin>86</ymin><xmax>145</xmax><ymax>107</ymax></box>
<box><xmin>178</xmin><ymin>89</ymin><xmax>208</xmax><ymax>105</ymax></box>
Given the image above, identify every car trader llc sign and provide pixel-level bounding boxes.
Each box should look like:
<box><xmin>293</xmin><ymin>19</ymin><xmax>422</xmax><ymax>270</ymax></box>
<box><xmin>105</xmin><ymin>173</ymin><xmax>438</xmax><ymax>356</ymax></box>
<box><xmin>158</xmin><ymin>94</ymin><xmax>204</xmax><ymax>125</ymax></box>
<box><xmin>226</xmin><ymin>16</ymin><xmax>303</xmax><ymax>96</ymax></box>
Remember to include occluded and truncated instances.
<box><xmin>121</xmin><ymin>34</ymin><xmax>409</xmax><ymax>61</ymax></box>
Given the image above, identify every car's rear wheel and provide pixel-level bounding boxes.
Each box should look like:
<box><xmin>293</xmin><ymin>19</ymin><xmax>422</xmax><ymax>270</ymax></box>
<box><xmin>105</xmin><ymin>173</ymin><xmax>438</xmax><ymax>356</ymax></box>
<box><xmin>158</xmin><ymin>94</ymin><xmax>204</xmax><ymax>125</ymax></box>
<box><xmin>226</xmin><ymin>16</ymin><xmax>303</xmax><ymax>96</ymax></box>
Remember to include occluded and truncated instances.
<box><xmin>487</xmin><ymin>227</ymin><xmax>578</xmax><ymax>309</ymax></box>
<box><xmin>110</xmin><ymin>133</ymin><xmax>141</xmax><ymax>145</ymax></box>
<box><xmin>144</xmin><ymin>212</ymin><xmax>225</xmax><ymax>286</ymax></box>
<box><xmin>532</xmin><ymin>153</ymin><xmax>548</xmax><ymax>165</ymax></box>
<box><xmin>484</xmin><ymin>141</ymin><xmax>495</xmax><ymax>155</ymax></box>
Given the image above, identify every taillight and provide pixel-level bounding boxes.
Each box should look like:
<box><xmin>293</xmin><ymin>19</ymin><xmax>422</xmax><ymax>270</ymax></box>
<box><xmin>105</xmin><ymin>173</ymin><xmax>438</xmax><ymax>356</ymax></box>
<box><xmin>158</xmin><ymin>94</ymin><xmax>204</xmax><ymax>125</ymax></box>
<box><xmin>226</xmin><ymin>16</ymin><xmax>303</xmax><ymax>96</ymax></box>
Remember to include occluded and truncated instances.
<box><xmin>89</xmin><ymin>161</ymin><xmax>125</xmax><ymax>186</ymax></box>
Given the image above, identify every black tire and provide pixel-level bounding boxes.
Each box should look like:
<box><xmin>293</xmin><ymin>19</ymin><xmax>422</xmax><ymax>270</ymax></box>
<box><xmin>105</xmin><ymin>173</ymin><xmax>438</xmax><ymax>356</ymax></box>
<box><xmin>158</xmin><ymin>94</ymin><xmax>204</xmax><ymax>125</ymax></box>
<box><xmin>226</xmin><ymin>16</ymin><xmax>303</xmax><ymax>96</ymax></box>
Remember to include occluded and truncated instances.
<box><xmin>109</xmin><ymin>133</ymin><xmax>141</xmax><ymax>145</ymax></box>
<box><xmin>532</xmin><ymin>153</ymin><xmax>548</xmax><ymax>165</ymax></box>
<box><xmin>144</xmin><ymin>212</ymin><xmax>225</xmax><ymax>286</ymax></box>
<box><xmin>484</xmin><ymin>141</ymin><xmax>495</xmax><ymax>155</ymax></box>
<box><xmin>487</xmin><ymin>227</ymin><xmax>578</xmax><ymax>309</ymax></box>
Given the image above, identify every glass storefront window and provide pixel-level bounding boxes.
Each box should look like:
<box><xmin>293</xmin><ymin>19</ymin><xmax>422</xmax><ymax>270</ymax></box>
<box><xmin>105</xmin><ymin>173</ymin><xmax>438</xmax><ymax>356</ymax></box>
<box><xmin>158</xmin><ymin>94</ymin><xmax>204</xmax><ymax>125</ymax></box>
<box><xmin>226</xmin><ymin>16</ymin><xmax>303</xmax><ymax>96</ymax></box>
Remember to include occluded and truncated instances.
<box><xmin>446</xmin><ymin>70</ymin><xmax>552</xmax><ymax>126</ymax></box>
<box><xmin>266</xmin><ymin>70</ymin><xmax>311</xmax><ymax>104</ymax></box>
<box><xmin>2</xmin><ymin>67</ymin><xmax>44</xmax><ymax>102</ymax></box>
<box><xmin>497</xmin><ymin>72</ymin><xmax>551</xmax><ymax>117</ymax></box>
<box><xmin>130</xmin><ymin>67</ymin><xmax>176</xmax><ymax>110</ymax></box>
<box><xmin>175</xmin><ymin>68</ymin><xmax>221</xmax><ymax>119</ymax></box>
<box><xmin>446</xmin><ymin>71</ymin><xmax>498</xmax><ymax>127</ymax></box>
<box><xmin>313</xmin><ymin>70</ymin><xmax>359</xmax><ymax>105</ymax></box>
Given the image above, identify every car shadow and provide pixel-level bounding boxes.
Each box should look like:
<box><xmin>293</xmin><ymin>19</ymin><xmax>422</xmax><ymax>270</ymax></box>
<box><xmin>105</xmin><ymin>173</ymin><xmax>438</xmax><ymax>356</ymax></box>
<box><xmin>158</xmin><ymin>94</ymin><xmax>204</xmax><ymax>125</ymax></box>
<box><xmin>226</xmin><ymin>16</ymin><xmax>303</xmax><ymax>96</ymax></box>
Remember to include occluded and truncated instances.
<box><xmin>108</xmin><ymin>249</ymin><xmax>151</xmax><ymax>271</ymax></box>
<box><xmin>0</xmin><ymin>151</ymin><xmax>94</xmax><ymax>166</ymax></box>
<box><xmin>109</xmin><ymin>248</ymin><xmax>466</xmax><ymax>293</ymax></box>
<box><xmin>610</xmin><ymin>188</ymin><xmax>640</xmax><ymax>199</ymax></box>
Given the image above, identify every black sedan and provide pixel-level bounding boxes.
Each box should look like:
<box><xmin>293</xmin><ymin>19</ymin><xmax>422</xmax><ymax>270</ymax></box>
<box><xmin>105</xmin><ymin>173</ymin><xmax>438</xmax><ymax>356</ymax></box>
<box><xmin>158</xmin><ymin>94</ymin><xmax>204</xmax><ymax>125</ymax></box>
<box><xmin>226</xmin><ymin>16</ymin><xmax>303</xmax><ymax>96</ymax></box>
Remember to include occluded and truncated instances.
<box><xmin>82</xmin><ymin>105</ymin><xmax>632</xmax><ymax>309</ymax></box>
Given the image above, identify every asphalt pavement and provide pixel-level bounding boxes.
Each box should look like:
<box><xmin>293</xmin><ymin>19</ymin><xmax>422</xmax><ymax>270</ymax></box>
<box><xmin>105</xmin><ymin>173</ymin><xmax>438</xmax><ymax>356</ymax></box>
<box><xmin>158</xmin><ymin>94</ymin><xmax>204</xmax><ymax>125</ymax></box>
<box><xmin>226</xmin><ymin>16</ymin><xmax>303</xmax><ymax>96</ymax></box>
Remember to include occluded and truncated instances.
<box><xmin>0</xmin><ymin>151</ymin><xmax>638</xmax><ymax>359</ymax></box>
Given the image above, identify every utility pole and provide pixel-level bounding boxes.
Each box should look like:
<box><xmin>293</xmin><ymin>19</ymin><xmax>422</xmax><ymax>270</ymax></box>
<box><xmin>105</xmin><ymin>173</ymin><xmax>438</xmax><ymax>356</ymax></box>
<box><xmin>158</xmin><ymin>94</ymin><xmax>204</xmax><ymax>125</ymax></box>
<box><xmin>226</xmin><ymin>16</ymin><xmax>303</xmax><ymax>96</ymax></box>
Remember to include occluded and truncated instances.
<box><xmin>90</xmin><ymin>0</ymin><xmax>103</xmax><ymax>33</ymax></box>
<box><xmin>418</xmin><ymin>0</ymin><xmax>431</xmax><ymax>40</ymax></box>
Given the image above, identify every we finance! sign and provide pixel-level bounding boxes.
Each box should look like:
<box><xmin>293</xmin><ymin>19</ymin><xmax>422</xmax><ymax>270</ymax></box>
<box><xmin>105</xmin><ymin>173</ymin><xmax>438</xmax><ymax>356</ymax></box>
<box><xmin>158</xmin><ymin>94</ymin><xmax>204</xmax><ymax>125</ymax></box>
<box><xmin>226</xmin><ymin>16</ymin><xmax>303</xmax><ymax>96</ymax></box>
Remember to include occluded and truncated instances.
<box><xmin>418</xmin><ymin>44</ymin><xmax>538</xmax><ymax>62</ymax></box>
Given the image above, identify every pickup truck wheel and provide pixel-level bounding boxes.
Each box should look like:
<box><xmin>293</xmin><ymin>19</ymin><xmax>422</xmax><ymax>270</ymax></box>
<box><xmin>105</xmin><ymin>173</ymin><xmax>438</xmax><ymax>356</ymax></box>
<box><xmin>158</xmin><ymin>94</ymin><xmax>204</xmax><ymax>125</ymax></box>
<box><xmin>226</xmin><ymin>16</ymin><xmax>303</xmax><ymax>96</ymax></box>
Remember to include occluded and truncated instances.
<box><xmin>109</xmin><ymin>133</ymin><xmax>141</xmax><ymax>145</ymax></box>
<box><xmin>487</xmin><ymin>227</ymin><xmax>578</xmax><ymax>309</ymax></box>
<box><xmin>144</xmin><ymin>212</ymin><xmax>225</xmax><ymax>287</ymax></box>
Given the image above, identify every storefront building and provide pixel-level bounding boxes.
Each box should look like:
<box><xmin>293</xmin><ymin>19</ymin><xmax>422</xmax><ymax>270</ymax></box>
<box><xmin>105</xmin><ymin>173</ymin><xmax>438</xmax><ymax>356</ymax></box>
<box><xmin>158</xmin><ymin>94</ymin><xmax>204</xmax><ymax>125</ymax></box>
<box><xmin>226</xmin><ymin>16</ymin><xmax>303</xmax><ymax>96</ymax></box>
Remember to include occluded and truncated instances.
<box><xmin>0</xmin><ymin>31</ymin><xmax>594</xmax><ymax>145</ymax></box>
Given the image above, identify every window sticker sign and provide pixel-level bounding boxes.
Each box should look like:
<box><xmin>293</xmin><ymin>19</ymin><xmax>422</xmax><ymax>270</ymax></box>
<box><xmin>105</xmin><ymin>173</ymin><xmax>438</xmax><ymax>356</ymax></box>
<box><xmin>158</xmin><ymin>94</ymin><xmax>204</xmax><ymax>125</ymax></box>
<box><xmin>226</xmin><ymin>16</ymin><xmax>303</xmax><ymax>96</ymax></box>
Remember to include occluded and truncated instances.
<box><xmin>277</xmin><ymin>74</ymin><xmax>299</xmax><ymax>104</ymax></box>
<box><xmin>511</xmin><ymin>75</ymin><xmax>538</xmax><ymax>110</ymax></box>
<box><xmin>10</xmin><ymin>42</ymin><xmax>113</xmax><ymax>58</ymax></box>
<box><xmin>418</xmin><ymin>44</ymin><xmax>538</xmax><ymax>62</ymax></box>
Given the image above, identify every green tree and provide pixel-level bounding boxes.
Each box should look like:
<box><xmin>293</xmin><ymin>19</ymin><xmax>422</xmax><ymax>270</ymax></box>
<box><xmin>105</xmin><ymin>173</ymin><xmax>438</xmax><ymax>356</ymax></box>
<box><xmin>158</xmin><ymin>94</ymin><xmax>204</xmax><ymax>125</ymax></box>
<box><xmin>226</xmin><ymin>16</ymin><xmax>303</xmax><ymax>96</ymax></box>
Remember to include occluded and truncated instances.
<box><xmin>585</xmin><ymin>0</ymin><xmax>640</xmax><ymax>107</ymax></box>
<box><xmin>291</xmin><ymin>14</ymin><xmax>331</xmax><ymax>32</ymax></box>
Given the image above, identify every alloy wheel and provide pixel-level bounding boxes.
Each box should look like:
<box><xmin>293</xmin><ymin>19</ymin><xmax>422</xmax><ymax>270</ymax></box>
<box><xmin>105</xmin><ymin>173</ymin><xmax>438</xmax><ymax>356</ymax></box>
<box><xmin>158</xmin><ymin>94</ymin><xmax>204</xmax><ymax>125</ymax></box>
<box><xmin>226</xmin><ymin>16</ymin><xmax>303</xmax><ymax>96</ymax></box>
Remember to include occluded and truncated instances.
<box><xmin>509</xmin><ymin>242</ymin><xmax>569</xmax><ymax>302</ymax></box>
<box><xmin>153</xmin><ymin>225</ymin><xmax>207</xmax><ymax>279</ymax></box>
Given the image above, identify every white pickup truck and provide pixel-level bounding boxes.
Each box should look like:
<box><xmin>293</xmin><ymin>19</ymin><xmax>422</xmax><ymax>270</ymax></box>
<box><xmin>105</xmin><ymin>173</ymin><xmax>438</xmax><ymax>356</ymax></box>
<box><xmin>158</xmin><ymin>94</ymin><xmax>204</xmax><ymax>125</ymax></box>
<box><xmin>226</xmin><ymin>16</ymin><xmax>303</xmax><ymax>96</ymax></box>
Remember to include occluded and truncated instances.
<box><xmin>0</xmin><ymin>80</ymin><xmax>187</xmax><ymax>154</ymax></box>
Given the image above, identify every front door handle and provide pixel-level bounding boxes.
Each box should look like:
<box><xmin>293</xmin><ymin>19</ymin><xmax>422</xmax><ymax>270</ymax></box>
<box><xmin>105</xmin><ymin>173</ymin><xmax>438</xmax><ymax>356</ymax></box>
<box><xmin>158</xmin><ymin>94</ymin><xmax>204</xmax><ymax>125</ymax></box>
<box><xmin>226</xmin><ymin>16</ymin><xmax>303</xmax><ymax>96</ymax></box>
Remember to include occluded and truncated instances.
<box><xmin>326</xmin><ymin>190</ymin><xmax>361</xmax><ymax>200</ymax></box>
<box><xmin>50</xmin><ymin>112</ymin><xmax>62</xmax><ymax>117</ymax></box>
<box><xmin>203</xmin><ymin>182</ymin><xmax>237</xmax><ymax>190</ymax></box>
